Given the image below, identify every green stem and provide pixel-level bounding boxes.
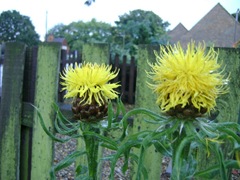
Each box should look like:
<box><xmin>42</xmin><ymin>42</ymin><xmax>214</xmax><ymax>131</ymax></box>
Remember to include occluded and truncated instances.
<box><xmin>83</xmin><ymin>126</ymin><xmax>100</xmax><ymax>180</ymax></box>
<box><xmin>171</xmin><ymin>127</ymin><xmax>193</xmax><ymax>180</ymax></box>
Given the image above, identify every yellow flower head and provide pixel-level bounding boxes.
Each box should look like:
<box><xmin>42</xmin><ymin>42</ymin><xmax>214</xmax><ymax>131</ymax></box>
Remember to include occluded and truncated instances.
<box><xmin>60</xmin><ymin>62</ymin><xmax>120</xmax><ymax>106</ymax></box>
<box><xmin>148</xmin><ymin>42</ymin><xmax>228</xmax><ymax>116</ymax></box>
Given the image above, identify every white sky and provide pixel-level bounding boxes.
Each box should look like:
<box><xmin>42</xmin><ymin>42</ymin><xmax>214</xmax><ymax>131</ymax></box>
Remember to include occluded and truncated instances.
<box><xmin>0</xmin><ymin>0</ymin><xmax>239</xmax><ymax>41</ymax></box>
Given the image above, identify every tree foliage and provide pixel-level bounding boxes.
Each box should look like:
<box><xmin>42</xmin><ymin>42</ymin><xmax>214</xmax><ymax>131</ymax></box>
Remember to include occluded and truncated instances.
<box><xmin>0</xmin><ymin>10</ymin><xmax>40</xmax><ymax>46</ymax></box>
<box><xmin>112</xmin><ymin>9</ymin><xmax>170</xmax><ymax>56</ymax></box>
<box><xmin>84</xmin><ymin>0</ymin><xmax>95</xmax><ymax>6</ymax></box>
<box><xmin>48</xmin><ymin>9</ymin><xmax>170</xmax><ymax>57</ymax></box>
<box><xmin>47</xmin><ymin>19</ymin><xmax>112</xmax><ymax>51</ymax></box>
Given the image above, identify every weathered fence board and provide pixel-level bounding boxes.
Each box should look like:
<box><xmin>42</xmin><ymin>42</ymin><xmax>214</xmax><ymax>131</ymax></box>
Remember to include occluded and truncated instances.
<box><xmin>197</xmin><ymin>48</ymin><xmax>240</xmax><ymax>179</ymax></box>
<box><xmin>20</xmin><ymin>46</ymin><xmax>38</xmax><ymax>180</ymax></box>
<box><xmin>82</xmin><ymin>43</ymin><xmax>110</xmax><ymax>64</ymax></box>
<box><xmin>75</xmin><ymin>43</ymin><xmax>110</xmax><ymax>179</ymax></box>
<box><xmin>30</xmin><ymin>43</ymin><xmax>61</xmax><ymax>179</ymax></box>
<box><xmin>110</xmin><ymin>54</ymin><xmax>136</xmax><ymax>103</ymax></box>
<box><xmin>128</xmin><ymin>57</ymin><xmax>136</xmax><ymax>104</ymax></box>
<box><xmin>0</xmin><ymin>42</ymin><xmax>27</xmax><ymax>180</ymax></box>
<box><xmin>132</xmin><ymin>45</ymin><xmax>162</xmax><ymax>179</ymax></box>
<box><xmin>58</xmin><ymin>50</ymin><xmax>82</xmax><ymax>102</ymax></box>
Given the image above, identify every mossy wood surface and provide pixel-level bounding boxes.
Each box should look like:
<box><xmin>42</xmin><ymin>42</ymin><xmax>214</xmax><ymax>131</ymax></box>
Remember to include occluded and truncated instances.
<box><xmin>0</xmin><ymin>42</ymin><xmax>26</xmax><ymax>180</ymax></box>
<box><xmin>20</xmin><ymin>46</ymin><xmax>38</xmax><ymax>180</ymax></box>
<box><xmin>30</xmin><ymin>43</ymin><xmax>61</xmax><ymax>180</ymax></box>
<box><xmin>197</xmin><ymin>48</ymin><xmax>240</xmax><ymax>179</ymax></box>
<box><xmin>77</xmin><ymin>43</ymin><xmax>110</xmax><ymax>179</ymax></box>
<box><xmin>132</xmin><ymin>45</ymin><xmax>162</xmax><ymax>179</ymax></box>
<box><xmin>82</xmin><ymin>43</ymin><xmax>110</xmax><ymax>64</ymax></box>
<box><xmin>215</xmin><ymin>48</ymin><xmax>240</xmax><ymax>124</ymax></box>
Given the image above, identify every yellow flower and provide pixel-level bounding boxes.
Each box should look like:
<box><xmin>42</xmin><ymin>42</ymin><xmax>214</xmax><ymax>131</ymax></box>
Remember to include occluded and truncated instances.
<box><xmin>148</xmin><ymin>42</ymin><xmax>228</xmax><ymax>116</ymax></box>
<box><xmin>60</xmin><ymin>62</ymin><xmax>120</xmax><ymax>106</ymax></box>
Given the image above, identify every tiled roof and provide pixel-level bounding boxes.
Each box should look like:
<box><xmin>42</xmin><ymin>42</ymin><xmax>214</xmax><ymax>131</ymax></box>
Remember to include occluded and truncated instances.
<box><xmin>168</xmin><ymin>23</ymin><xmax>188</xmax><ymax>44</ymax></box>
<box><xmin>169</xmin><ymin>3</ymin><xmax>240</xmax><ymax>48</ymax></box>
<box><xmin>53</xmin><ymin>38</ymin><xmax>66</xmax><ymax>43</ymax></box>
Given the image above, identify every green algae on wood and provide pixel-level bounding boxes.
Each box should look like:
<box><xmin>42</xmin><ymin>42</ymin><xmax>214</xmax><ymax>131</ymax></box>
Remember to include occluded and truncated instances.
<box><xmin>132</xmin><ymin>44</ymin><xmax>162</xmax><ymax>180</ymax></box>
<box><xmin>0</xmin><ymin>42</ymin><xmax>27</xmax><ymax>180</ymax></box>
<box><xmin>77</xmin><ymin>43</ymin><xmax>110</xmax><ymax>178</ymax></box>
<box><xmin>30</xmin><ymin>42</ymin><xmax>61</xmax><ymax>180</ymax></box>
<box><xmin>82</xmin><ymin>43</ymin><xmax>110</xmax><ymax>64</ymax></box>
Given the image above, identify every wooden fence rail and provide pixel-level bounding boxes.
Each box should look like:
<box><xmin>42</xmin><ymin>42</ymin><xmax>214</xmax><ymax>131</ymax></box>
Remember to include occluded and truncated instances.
<box><xmin>0</xmin><ymin>42</ymin><xmax>239</xmax><ymax>180</ymax></box>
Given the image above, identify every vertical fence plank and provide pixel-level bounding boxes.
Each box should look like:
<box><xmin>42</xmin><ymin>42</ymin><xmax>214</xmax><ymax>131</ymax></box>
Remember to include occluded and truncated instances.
<box><xmin>82</xmin><ymin>43</ymin><xmax>110</xmax><ymax>64</ymax></box>
<box><xmin>30</xmin><ymin>43</ymin><xmax>61</xmax><ymax>180</ymax></box>
<box><xmin>58</xmin><ymin>49</ymin><xmax>67</xmax><ymax>103</ymax></box>
<box><xmin>121</xmin><ymin>56</ymin><xmax>127</xmax><ymax>101</ymax></box>
<box><xmin>128</xmin><ymin>57</ymin><xmax>136</xmax><ymax>104</ymax></box>
<box><xmin>197</xmin><ymin>48</ymin><xmax>240</xmax><ymax>179</ymax></box>
<box><xmin>0</xmin><ymin>42</ymin><xmax>27</xmax><ymax>180</ymax></box>
<box><xmin>76</xmin><ymin>43</ymin><xmax>110</xmax><ymax>179</ymax></box>
<box><xmin>132</xmin><ymin>44</ymin><xmax>162</xmax><ymax>179</ymax></box>
<box><xmin>112</xmin><ymin>54</ymin><xmax>120</xmax><ymax>82</ymax></box>
<box><xmin>20</xmin><ymin>46</ymin><xmax>38</xmax><ymax>180</ymax></box>
<box><xmin>215</xmin><ymin>48</ymin><xmax>240</xmax><ymax>123</ymax></box>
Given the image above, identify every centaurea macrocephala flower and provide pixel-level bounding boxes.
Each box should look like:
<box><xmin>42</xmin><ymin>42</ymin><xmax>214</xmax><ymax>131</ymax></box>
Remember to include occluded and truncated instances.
<box><xmin>60</xmin><ymin>62</ymin><xmax>119</xmax><ymax>120</ymax></box>
<box><xmin>148</xmin><ymin>42</ymin><xmax>228</xmax><ymax>117</ymax></box>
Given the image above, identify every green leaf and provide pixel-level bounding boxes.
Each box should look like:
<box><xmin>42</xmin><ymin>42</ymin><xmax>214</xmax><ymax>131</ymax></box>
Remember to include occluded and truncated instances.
<box><xmin>100</xmin><ymin>143</ymin><xmax>118</xmax><ymax>151</ymax></box>
<box><xmin>110</xmin><ymin>141</ymin><xmax>142</xmax><ymax>178</ymax></box>
<box><xmin>119</xmin><ymin>108</ymin><xmax>167</xmax><ymax>141</ymax></box>
<box><xmin>113</xmin><ymin>98</ymin><xmax>122</xmax><ymax>122</ymax></box>
<box><xmin>83</xmin><ymin>131</ymin><xmax>118</xmax><ymax>150</ymax></box>
<box><xmin>32</xmin><ymin>104</ymin><xmax>73</xmax><ymax>143</ymax></box>
<box><xmin>107</xmin><ymin>101</ymin><xmax>114</xmax><ymax>128</ymax></box>
<box><xmin>53</xmin><ymin>103</ymin><xmax>73</xmax><ymax>125</ymax></box>
<box><xmin>198</xmin><ymin>121</ymin><xmax>218</xmax><ymax>138</ymax></box>
<box><xmin>136</xmin><ymin>146</ymin><xmax>148</xmax><ymax>180</ymax></box>
<box><xmin>75</xmin><ymin>164</ymin><xmax>88</xmax><ymax>175</ymax></box>
<box><xmin>109</xmin><ymin>130</ymin><xmax>151</xmax><ymax>179</ymax></box>
<box><xmin>153</xmin><ymin>141</ymin><xmax>172</xmax><ymax>156</ymax></box>
<box><xmin>216</xmin><ymin>126</ymin><xmax>240</xmax><ymax>149</ymax></box>
<box><xmin>53</xmin><ymin>103</ymin><xmax>81</xmax><ymax>133</ymax></box>
<box><xmin>172</xmin><ymin>135</ymin><xmax>195</xmax><ymax>180</ymax></box>
<box><xmin>215</xmin><ymin>122</ymin><xmax>240</xmax><ymax>131</ymax></box>
<box><xmin>50</xmin><ymin>150</ymin><xmax>86</xmax><ymax>180</ymax></box>
<box><xmin>129</xmin><ymin>153</ymin><xmax>148</xmax><ymax>180</ymax></box>
<box><xmin>54</xmin><ymin>115</ymin><xmax>80</xmax><ymax>135</ymax></box>
<box><xmin>194</xmin><ymin>160</ymin><xmax>240</xmax><ymax>178</ymax></box>
<box><xmin>213</xmin><ymin>144</ymin><xmax>227</xmax><ymax>180</ymax></box>
<box><xmin>122</xmin><ymin>151</ymin><xmax>131</xmax><ymax>174</ymax></box>
<box><xmin>152</xmin><ymin>119</ymin><xmax>180</xmax><ymax>140</ymax></box>
<box><xmin>118</xmin><ymin>98</ymin><xmax>126</xmax><ymax>116</ymax></box>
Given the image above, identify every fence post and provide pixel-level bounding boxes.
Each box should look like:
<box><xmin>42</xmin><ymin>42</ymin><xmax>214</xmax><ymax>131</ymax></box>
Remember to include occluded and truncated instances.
<box><xmin>30</xmin><ymin>42</ymin><xmax>61</xmax><ymax>179</ymax></box>
<box><xmin>76</xmin><ymin>43</ymin><xmax>110</xmax><ymax>179</ymax></box>
<box><xmin>0</xmin><ymin>42</ymin><xmax>27</xmax><ymax>180</ymax></box>
<box><xmin>132</xmin><ymin>44</ymin><xmax>162</xmax><ymax>179</ymax></box>
<box><xmin>128</xmin><ymin>57</ymin><xmax>136</xmax><ymax>104</ymax></box>
<box><xmin>82</xmin><ymin>43</ymin><xmax>110</xmax><ymax>64</ymax></box>
<box><xmin>197</xmin><ymin>48</ymin><xmax>240</xmax><ymax>179</ymax></box>
<box><xmin>20</xmin><ymin>46</ymin><xmax>38</xmax><ymax>180</ymax></box>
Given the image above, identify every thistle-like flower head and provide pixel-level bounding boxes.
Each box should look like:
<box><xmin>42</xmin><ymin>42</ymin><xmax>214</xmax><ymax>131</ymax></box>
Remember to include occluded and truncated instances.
<box><xmin>148</xmin><ymin>42</ymin><xmax>228</xmax><ymax>117</ymax></box>
<box><xmin>60</xmin><ymin>62</ymin><xmax>119</xmax><ymax>106</ymax></box>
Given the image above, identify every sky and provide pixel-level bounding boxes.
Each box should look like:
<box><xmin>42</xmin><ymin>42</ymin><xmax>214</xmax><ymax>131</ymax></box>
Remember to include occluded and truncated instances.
<box><xmin>0</xmin><ymin>0</ymin><xmax>239</xmax><ymax>41</ymax></box>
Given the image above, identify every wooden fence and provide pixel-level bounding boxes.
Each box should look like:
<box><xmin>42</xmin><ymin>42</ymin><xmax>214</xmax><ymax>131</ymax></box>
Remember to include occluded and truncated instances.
<box><xmin>0</xmin><ymin>48</ymin><xmax>136</xmax><ymax>105</ymax></box>
<box><xmin>0</xmin><ymin>42</ymin><xmax>239</xmax><ymax>180</ymax></box>
<box><xmin>0</xmin><ymin>44</ymin><xmax>3</xmax><ymax>104</ymax></box>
